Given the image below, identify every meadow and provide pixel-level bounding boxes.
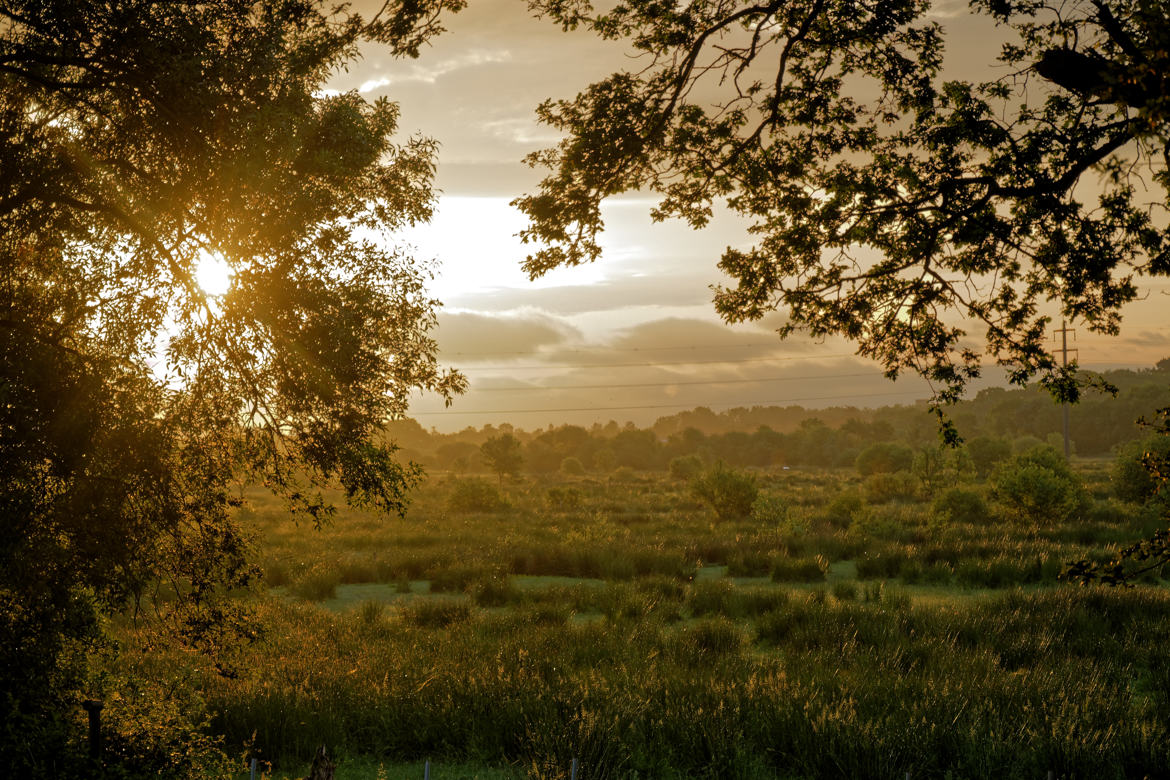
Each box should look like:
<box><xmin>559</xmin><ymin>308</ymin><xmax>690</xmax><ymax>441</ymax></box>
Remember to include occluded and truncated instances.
<box><xmin>110</xmin><ymin>451</ymin><xmax>1170</xmax><ymax>780</ymax></box>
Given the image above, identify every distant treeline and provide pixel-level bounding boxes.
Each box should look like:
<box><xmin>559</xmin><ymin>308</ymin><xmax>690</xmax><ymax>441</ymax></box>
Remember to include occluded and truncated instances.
<box><xmin>388</xmin><ymin>360</ymin><xmax>1170</xmax><ymax>472</ymax></box>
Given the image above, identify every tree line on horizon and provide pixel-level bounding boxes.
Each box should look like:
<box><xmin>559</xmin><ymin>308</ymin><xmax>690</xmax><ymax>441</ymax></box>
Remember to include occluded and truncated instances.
<box><xmin>386</xmin><ymin>360</ymin><xmax>1170</xmax><ymax>474</ymax></box>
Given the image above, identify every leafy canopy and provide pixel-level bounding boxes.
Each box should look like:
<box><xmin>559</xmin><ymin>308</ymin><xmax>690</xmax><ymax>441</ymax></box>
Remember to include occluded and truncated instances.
<box><xmin>516</xmin><ymin>0</ymin><xmax>1170</xmax><ymax>436</ymax></box>
<box><xmin>0</xmin><ymin>0</ymin><xmax>463</xmax><ymax>772</ymax></box>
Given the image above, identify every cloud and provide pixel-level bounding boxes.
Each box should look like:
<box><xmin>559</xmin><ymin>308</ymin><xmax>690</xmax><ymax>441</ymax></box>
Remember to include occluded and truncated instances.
<box><xmin>434</xmin><ymin>309</ymin><xmax>581</xmax><ymax>361</ymax></box>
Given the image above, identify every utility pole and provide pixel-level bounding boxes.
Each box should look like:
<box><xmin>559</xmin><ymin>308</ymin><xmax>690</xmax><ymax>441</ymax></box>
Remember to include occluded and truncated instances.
<box><xmin>1053</xmin><ymin>319</ymin><xmax>1077</xmax><ymax>459</ymax></box>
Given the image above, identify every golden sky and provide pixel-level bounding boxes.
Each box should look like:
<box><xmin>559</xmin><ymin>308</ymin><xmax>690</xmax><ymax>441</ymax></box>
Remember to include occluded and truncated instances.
<box><xmin>327</xmin><ymin>0</ymin><xmax>1170</xmax><ymax>432</ymax></box>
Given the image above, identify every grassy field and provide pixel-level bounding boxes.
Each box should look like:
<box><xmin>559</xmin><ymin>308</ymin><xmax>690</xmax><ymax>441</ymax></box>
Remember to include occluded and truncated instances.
<box><xmin>124</xmin><ymin>461</ymin><xmax>1170</xmax><ymax>779</ymax></box>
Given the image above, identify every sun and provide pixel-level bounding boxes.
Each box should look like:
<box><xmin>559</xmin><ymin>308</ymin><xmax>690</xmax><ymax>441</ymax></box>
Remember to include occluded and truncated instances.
<box><xmin>195</xmin><ymin>250</ymin><xmax>233</xmax><ymax>297</ymax></box>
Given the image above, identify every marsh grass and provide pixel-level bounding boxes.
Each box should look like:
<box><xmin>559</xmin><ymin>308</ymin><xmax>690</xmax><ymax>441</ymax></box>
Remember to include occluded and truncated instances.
<box><xmin>147</xmin><ymin>464</ymin><xmax>1170</xmax><ymax>778</ymax></box>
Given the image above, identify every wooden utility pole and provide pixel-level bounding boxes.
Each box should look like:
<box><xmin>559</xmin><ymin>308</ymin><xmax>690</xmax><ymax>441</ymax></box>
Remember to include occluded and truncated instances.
<box><xmin>1053</xmin><ymin>320</ymin><xmax>1077</xmax><ymax>459</ymax></box>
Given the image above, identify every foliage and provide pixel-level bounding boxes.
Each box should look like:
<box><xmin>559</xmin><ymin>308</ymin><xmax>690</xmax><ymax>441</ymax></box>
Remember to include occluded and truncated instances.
<box><xmin>855</xmin><ymin>442</ymin><xmax>914</xmax><ymax>476</ymax></box>
<box><xmin>991</xmin><ymin>446</ymin><xmax>1089</xmax><ymax>525</ymax></box>
<box><xmin>932</xmin><ymin>488</ymin><xmax>990</xmax><ymax>526</ymax></box>
<box><xmin>447</xmin><ymin>478</ymin><xmax>508</xmax><ymax>513</ymax></box>
<box><xmin>559</xmin><ymin>456</ymin><xmax>585</xmax><ymax>476</ymax></box>
<box><xmin>481</xmin><ymin>434</ymin><xmax>524</xmax><ymax>483</ymax></box>
<box><xmin>749</xmin><ymin>493</ymin><xmax>788</xmax><ymax>524</ymax></box>
<box><xmin>669</xmin><ymin>453</ymin><xmax>705</xmax><ymax>480</ymax></box>
<box><xmin>863</xmin><ymin>471</ymin><xmax>920</xmax><ymax>504</ymax></box>
<box><xmin>966</xmin><ymin>436</ymin><xmax>1014</xmax><ymax>479</ymax></box>
<box><xmin>545</xmin><ymin>486</ymin><xmax>583</xmax><ymax>511</ymax></box>
<box><xmin>0</xmin><ymin>0</ymin><xmax>466</xmax><ymax>774</ymax></box>
<box><xmin>1112</xmin><ymin>433</ymin><xmax>1170</xmax><ymax>503</ymax></box>
<box><xmin>518</xmin><ymin>0</ymin><xmax>1170</xmax><ymax>434</ymax></box>
<box><xmin>688</xmin><ymin>463</ymin><xmax>759</xmax><ymax>521</ymax></box>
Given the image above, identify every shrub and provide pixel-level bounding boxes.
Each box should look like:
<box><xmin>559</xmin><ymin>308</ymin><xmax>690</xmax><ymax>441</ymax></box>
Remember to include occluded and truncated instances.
<box><xmin>932</xmin><ymin>487</ymin><xmax>989</xmax><ymax>525</ymax></box>
<box><xmin>1112</xmin><ymin>434</ymin><xmax>1170</xmax><ymax>504</ymax></box>
<box><xmin>678</xmin><ymin>617</ymin><xmax>748</xmax><ymax>662</ymax></box>
<box><xmin>470</xmin><ymin>575</ymin><xmax>521</xmax><ymax>607</ymax></box>
<box><xmin>559</xmin><ymin>456</ymin><xmax>585</xmax><ymax>476</ymax></box>
<box><xmin>446</xmin><ymin>478</ymin><xmax>508</xmax><ymax>513</ymax></box>
<box><xmin>289</xmin><ymin>566</ymin><xmax>340</xmax><ymax>601</ymax></box>
<box><xmin>750</xmin><ymin>493</ymin><xmax>787</xmax><ymax>523</ymax></box>
<box><xmin>990</xmin><ymin>445</ymin><xmax>1088</xmax><ymax>525</ymax></box>
<box><xmin>545</xmin><ymin>486</ymin><xmax>583</xmax><ymax>511</ymax></box>
<box><xmin>669</xmin><ymin>454</ymin><xmax>704</xmax><ymax>480</ymax></box>
<box><xmin>689</xmin><ymin>463</ymin><xmax>759</xmax><ymax>521</ymax></box>
<box><xmin>824</xmin><ymin>490</ymin><xmax>864</xmax><ymax>526</ymax></box>
<box><xmin>855</xmin><ymin>442</ymin><xmax>914</xmax><ymax>475</ymax></box>
<box><xmin>863</xmin><ymin>471</ymin><xmax>919</xmax><ymax>503</ymax></box>
<box><xmin>966</xmin><ymin>436</ymin><xmax>1012</xmax><ymax>478</ymax></box>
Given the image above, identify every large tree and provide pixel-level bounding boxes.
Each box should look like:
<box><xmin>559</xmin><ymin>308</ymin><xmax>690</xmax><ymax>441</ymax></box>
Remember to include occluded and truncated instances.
<box><xmin>0</xmin><ymin>0</ymin><xmax>463</xmax><ymax>773</ymax></box>
<box><xmin>516</xmin><ymin>0</ymin><xmax>1169</xmax><ymax>437</ymax></box>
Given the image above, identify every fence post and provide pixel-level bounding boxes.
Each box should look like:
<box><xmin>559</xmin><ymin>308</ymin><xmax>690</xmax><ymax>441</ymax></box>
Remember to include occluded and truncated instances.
<box><xmin>424</xmin><ymin>760</ymin><xmax>431</xmax><ymax>780</ymax></box>
<box><xmin>570</xmin><ymin>757</ymin><xmax>579</xmax><ymax>780</ymax></box>
<box><xmin>250</xmin><ymin>757</ymin><xmax>257</xmax><ymax>780</ymax></box>
<box><xmin>81</xmin><ymin>700</ymin><xmax>103</xmax><ymax>761</ymax></box>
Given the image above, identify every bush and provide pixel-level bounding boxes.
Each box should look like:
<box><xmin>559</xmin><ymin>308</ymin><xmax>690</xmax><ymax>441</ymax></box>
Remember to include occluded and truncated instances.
<box><xmin>863</xmin><ymin>470</ymin><xmax>919</xmax><ymax>503</ymax></box>
<box><xmin>546</xmin><ymin>486</ymin><xmax>583</xmax><ymax>511</ymax></box>
<box><xmin>855</xmin><ymin>442</ymin><xmax>914</xmax><ymax>475</ymax></box>
<box><xmin>932</xmin><ymin>487</ymin><xmax>989</xmax><ymax>525</ymax></box>
<box><xmin>966</xmin><ymin>436</ymin><xmax>1012</xmax><ymax>478</ymax></box>
<box><xmin>824</xmin><ymin>490</ymin><xmax>865</xmax><ymax>527</ymax></box>
<box><xmin>559</xmin><ymin>456</ymin><xmax>585</xmax><ymax>476</ymax></box>
<box><xmin>750</xmin><ymin>492</ymin><xmax>788</xmax><ymax>523</ymax></box>
<box><xmin>446</xmin><ymin>478</ymin><xmax>508</xmax><ymax>513</ymax></box>
<box><xmin>1112</xmin><ymin>434</ymin><xmax>1170</xmax><ymax>504</ymax></box>
<box><xmin>689</xmin><ymin>463</ymin><xmax>759</xmax><ymax>521</ymax></box>
<box><xmin>289</xmin><ymin>566</ymin><xmax>340</xmax><ymax>601</ymax></box>
<box><xmin>990</xmin><ymin>445</ymin><xmax>1088</xmax><ymax>525</ymax></box>
<box><xmin>678</xmin><ymin>617</ymin><xmax>748</xmax><ymax>662</ymax></box>
<box><xmin>669</xmin><ymin>454</ymin><xmax>704</xmax><ymax>480</ymax></box>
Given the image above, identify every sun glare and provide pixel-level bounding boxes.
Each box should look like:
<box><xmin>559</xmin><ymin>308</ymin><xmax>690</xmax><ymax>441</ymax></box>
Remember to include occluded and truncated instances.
<box><xmin>195</xmin><ymin>250</ymin><xmax>233</xmax><ymax>297</ymax></box>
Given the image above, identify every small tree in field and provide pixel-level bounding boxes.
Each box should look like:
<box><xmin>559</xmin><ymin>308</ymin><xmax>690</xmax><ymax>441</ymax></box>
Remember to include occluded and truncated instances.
<box><xmin>481</xmin><ymin>434</ymin><xmax>524</xmax><ymax>484</ymax></box>
<box><xmin>991</xmin><ymin>446</ymin><xmax>1088</xmax><ymax>525</ymax></box>
<box><xmin>689</xmin><ymin>463</ymin><xmax>759</xmax><ymax>521</ymax></box>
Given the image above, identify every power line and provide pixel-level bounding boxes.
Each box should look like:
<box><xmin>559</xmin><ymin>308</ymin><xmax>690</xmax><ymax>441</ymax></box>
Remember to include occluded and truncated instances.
<box><xmin>408</xmin><ymin>389</ymin><xmax>923</xmax><ymax>416</ymax></box>
<box><xmin>470</xmin><ymin>370</ymin><xmax>884</xmax><ymax>392</ymax></box>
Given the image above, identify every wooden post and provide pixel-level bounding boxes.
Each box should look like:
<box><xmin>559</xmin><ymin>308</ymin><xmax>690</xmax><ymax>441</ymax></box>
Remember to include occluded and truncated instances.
<box><xmin>81</xmin><ymin>700</ymin><xmax>103</xmax><ymax>761</ymax></box>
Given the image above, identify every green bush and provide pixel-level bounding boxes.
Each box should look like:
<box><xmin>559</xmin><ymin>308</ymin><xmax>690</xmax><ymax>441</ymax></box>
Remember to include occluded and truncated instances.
<box><xmin>824</xmin><ymin>490</ymin><xmax>864</xmax><ymax>527</ymax></box>
<box><xmin>863</xmin><ymin>470</ymin><xmax>919</xmax><ymax>503</ymax></box>
<box><xmin>855</xmin><ymin>442</ymin><xmax>914</xmax><ymax>475</ymax></box>
<box><xmin>669</xmin><ymin>454</ymin><xmax>704</xmax><ymax>480</ymax></box>
<box><xmin>559</xmin><ymin>456</ymin><xmax>585</xmax><ymax>476</ymax></box>
<box><xmin>966</xmin><ymin>436</ymin><xmax>1012</xmax><ymax>478</ymax></box>
<box><xmin>446</xmin><ymin>477</ymin><xmax>508</xmax><ymax>513</ymax></box>
<box><xmin>689</xmin><ymin>463</ymin><xmax>759</xmax><ymax>521</ymax></box>
<box><xmin>545</xmin><ymin>486</ymin><xmax>583</xmax><ymax>511</ymax></box>
<box><xmin>1112</xmin><ymin>434</ymin><xmax>1170</xmax><ymax>504</ymax></box>
<box><xmin>750</xmin><ymin>492</ymin><xmax>788</xmax><ymax>523</ymax></box>
<box><xmin>991</xmin><ymin>445</ymin><xmax>1088</xmax><ymax>525</ymax></box>
<box><xmin>289</xmin><ymin>566</ymin><xmax>340</xmax><ymax>601</ymax></box>
<box><xmin>932</xmin><ymin>487</ymin><xmax>989</xmax><ymax>525</ymax></box>
<box><xmin>678</xmin><ymin>617</ymin><xmax>748</xmax><ymax>662</ymax></box>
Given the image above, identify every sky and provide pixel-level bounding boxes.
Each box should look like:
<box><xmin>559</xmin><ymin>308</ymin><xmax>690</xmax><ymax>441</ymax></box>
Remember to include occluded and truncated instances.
<box><xmin>326</xmin><ymin>0</ymin><xmax>1170</xmax><ymax>432</ymax></box>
